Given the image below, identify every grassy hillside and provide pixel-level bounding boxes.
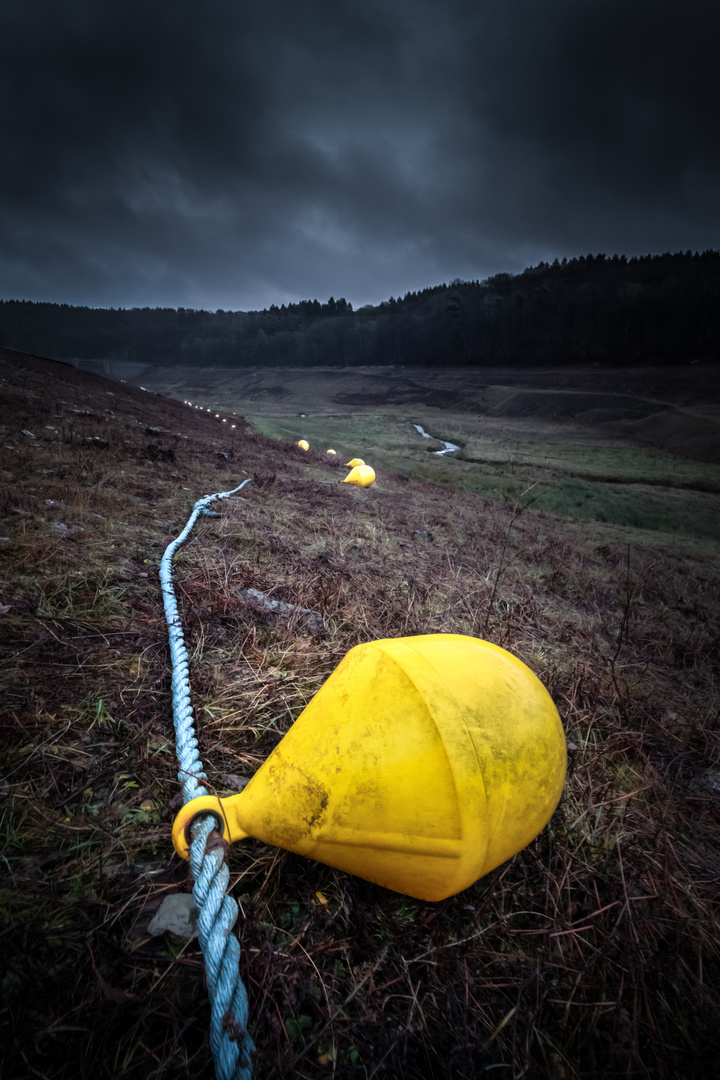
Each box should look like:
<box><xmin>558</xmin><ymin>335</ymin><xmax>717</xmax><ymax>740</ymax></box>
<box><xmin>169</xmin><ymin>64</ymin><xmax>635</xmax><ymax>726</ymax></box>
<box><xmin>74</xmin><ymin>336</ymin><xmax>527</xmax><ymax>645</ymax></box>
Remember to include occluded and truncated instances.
<box><xmin>141</xmin><ymin>361</ymin><xmax>720</xmax><ymax>537</ymax></box>
<box><xmin>2</xmin><ymin>348</ymin><xmax>719</xmax><ymax>1079</ymax></box>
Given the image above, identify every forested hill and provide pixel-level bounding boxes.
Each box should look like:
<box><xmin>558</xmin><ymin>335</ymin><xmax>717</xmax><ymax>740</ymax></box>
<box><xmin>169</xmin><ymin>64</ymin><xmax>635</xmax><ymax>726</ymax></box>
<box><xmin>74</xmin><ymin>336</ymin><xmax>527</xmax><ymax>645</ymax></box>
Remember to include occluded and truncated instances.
<box><xmin>2</xmin><ymin>249</ymin><xmax>720</xmax><ymax>368</ymax></box>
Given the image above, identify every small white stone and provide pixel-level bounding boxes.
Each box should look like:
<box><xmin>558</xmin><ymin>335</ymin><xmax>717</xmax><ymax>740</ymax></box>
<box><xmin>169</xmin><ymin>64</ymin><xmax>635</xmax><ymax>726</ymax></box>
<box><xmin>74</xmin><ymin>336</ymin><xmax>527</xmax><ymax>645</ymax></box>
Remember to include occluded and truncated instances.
<box><xmin>147</xmin><ymin>893</ymin><xmax>198</xmax><ymax>939</ymax></box>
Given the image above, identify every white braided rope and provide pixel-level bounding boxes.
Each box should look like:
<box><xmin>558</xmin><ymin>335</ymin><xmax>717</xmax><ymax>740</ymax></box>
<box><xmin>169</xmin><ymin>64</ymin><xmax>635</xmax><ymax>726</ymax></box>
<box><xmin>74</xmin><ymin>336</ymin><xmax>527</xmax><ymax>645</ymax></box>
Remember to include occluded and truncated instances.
<box><xmin>159</xmin><ymin>479</ymin><xmax>255</xmax><ymax>1079</ymax></box>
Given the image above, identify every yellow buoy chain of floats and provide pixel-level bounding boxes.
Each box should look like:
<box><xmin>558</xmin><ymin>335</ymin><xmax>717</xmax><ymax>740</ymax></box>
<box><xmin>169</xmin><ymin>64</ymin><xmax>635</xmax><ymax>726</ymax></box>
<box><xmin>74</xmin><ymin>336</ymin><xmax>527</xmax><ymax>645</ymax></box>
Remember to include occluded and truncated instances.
<box><xmin>167</xmin><ymin>399</ymin><xmax>568</xmax><ymax>1080</ymax></box>
<box><xmin>184</xmin><ymin>402</ymin><xmax>371</xmax><ymax>480</ymax></box>
<box><xmin>295</xmin><ymin>441</ymin><xmax>376</xmax><ymax>485</ymax></box>
<box><xmin>296</xmin><ymin>440</ymin><xmax>373</xmax><ymax>484</ymax></box>
<box><xmin>176</xmin><ymin>404</ymin><xmax>566</xmax><ymax>903</ymax></box>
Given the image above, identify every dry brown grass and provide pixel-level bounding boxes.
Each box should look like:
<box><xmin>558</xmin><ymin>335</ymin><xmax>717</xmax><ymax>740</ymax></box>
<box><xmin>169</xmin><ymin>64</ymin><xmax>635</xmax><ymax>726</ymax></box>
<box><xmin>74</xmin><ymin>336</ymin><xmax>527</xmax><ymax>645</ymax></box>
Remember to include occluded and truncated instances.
<box><xmin>1</xmin><ymin>349</ymin><xmax>719</xmax><ymax>1079</ymax></box>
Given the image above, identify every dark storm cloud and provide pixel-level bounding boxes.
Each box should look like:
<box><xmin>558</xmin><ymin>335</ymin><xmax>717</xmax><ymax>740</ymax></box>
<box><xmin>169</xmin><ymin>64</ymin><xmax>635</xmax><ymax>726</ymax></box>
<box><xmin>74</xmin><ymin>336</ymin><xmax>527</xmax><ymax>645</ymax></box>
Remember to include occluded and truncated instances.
<box><xmin>463</xmin><ymin>0</ymin><xmax>720</xmax><ymax>246</ymax></box>
<box><xmin>1</xmin><ymin>0</ymin><xmax>719</xmax><ymax>310</ymax></box>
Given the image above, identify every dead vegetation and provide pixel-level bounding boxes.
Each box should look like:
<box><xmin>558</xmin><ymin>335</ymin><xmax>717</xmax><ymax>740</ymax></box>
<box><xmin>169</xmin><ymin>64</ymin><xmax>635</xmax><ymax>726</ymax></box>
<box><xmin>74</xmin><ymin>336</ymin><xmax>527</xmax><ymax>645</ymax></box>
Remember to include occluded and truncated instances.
<box><xmin>1</xmin><ymin>349</ymin><xmax>719</xmax><ymax>1079</ymax></box>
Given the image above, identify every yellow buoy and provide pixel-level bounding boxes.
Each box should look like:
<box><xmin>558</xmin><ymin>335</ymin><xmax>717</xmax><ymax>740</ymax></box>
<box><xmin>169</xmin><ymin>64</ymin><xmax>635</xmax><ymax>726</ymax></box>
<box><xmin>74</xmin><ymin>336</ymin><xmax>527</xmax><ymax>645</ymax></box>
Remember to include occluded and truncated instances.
<box><xmin>172</xmin><ymin>634</ymin><xmax>566</xmax><ymax>901</ymax></box>
<box><xmin>343</xmin><ymin>464</ymin><xmax>375</xmax><ymax>487</ymax></box>
<box><xmin>326</xmin><ymin>449</ymin><xmax>337</xmax><ymax>455</ymax></box>
<box><xmin>345</xmin><ymin>457</ymin><xmax>365</xmax><ymax>467</ymax></box>
<box><xmin>297</xmin><ymin>439</ymin><xmax>309</xmax><ymax>450</ymax></box>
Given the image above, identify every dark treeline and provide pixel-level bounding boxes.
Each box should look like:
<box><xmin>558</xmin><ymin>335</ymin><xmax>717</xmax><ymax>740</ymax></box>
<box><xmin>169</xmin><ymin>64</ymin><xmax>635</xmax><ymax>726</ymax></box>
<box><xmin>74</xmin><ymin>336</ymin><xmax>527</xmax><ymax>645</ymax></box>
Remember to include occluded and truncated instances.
<box><xmin>2</xmin><ymin>250</ymin><xmax>720</xmax><ymax>368</ymax></box>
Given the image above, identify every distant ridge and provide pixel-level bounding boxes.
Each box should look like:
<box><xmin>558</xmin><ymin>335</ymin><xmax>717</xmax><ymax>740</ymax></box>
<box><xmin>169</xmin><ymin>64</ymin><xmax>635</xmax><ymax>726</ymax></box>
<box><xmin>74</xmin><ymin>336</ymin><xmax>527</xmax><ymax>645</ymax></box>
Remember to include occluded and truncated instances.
<box><xmin>2</xmin><ymin>249</ymin><xmax>719</xmax><ymax>369</ymax></box>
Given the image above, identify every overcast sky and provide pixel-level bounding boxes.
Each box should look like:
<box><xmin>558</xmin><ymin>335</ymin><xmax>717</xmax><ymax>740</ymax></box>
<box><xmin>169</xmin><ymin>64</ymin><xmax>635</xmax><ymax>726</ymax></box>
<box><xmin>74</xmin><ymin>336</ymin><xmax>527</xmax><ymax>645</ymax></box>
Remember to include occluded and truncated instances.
<box><xmin>1</xmin><ymin>0</ymin><xmax>718</xmax><ymax>312</ymax></box>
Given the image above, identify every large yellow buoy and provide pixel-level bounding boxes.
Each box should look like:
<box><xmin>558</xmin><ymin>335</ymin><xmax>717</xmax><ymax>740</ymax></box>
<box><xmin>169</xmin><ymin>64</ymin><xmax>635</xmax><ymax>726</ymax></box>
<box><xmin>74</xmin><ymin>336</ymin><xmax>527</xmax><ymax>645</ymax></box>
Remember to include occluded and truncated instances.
<box><xmin>345</xmin><ymin>457</ymin><xmax>365</xmax><ymax>467</ymax></box>
<box><xmin>297</xmin><ymin>439</ymin><xmax>309</xmax><ymax>451</ymax></box>
<box><xmin>172</xmin><ymin>635</ymin><xmax>566</xmax><ymax>901</ymax></box>
<box><xmin>343</xmin><ymin>464</ymin><xmax>375</xmax><ymax>487</ymax></box>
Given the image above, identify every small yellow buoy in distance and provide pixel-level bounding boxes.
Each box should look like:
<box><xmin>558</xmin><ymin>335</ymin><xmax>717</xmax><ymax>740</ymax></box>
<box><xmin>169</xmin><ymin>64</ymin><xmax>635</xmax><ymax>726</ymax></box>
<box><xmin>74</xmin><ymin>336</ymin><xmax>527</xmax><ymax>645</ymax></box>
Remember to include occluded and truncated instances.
<box><xmin>343</xmin><ymin>464</ymin><xmax>375</xmax><ymax>487</ymax></box>
<box><xmin>326</xmin><ymin>449</ymin><xmax>336</xmax><ymax>455</ymax></box>
<box><xmin>345</xmin><ymin>457</ymin><xmax>365</xmax><ymax>467</ymax></box>
<box><xmin>172</xmin><ymin>634</ymin><xmax>566</xmax><ymax>901</ymax></box>
<box><xmin>297</xmin><ymin>439</ymin><xmax>309</xmax><ymax>450</ymax></box>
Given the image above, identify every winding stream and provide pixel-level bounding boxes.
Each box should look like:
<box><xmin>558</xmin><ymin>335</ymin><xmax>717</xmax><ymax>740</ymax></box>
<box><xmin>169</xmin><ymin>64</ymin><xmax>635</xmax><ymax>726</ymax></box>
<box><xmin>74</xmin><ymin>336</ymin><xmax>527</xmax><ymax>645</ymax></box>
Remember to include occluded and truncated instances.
<box><xmin>413</xmin><ymin>424</ymin><xmax>461</xmax><ymax>456</ymax></box>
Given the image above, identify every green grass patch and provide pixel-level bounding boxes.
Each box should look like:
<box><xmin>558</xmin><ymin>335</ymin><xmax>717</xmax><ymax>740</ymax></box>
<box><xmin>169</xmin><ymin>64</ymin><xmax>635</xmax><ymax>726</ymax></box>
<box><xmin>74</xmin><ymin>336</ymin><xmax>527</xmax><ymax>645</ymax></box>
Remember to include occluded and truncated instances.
<box><xmin>245</xmin><ymin>407</ymin><xmax>720</xmax><ymax>539</ymax></box>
